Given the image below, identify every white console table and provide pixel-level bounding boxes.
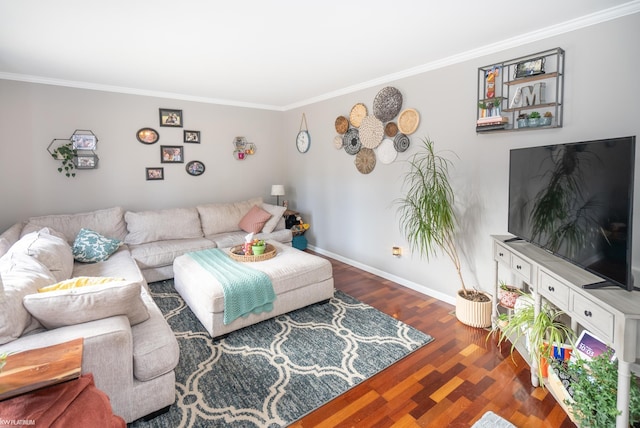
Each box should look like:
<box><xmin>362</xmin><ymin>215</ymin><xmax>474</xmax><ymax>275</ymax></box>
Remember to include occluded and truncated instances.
<box><xmin>492</xmin><ymin>235</ymin><xmax>640</xmax><ymax>428</ymax></box>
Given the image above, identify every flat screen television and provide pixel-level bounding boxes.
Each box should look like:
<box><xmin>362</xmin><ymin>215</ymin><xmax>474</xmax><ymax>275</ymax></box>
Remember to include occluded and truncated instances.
<box><xmin>508</xmin><ymin>136</ymin><xmax>636</xmax><ymax>291</ymax></box>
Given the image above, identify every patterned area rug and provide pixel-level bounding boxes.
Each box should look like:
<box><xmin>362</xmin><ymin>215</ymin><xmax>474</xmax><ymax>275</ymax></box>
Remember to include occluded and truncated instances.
<box><xmin>130</xmin><ymin>280</ymin><xmax>434</xmax><ymax>428</ymax></box>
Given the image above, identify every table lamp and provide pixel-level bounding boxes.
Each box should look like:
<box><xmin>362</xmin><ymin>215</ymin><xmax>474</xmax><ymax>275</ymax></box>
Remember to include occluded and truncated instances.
<box><xmin>271</xmin><ymin>185</ymin><xmax>285</xmax><ymax>206</ymax></box>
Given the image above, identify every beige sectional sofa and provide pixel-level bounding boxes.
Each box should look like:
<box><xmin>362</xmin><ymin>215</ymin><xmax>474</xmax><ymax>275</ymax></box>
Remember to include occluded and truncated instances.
<box><xmin>0</xmin><ymin>197</ymin><xmax>292</xmax><ymax>423</ymax></box>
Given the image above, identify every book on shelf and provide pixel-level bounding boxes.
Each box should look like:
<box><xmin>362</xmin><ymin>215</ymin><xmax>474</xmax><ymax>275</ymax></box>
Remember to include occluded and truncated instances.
<box><xmin>477</xmin><ymin>116</ymin><xmax>509</xmax><ymax>126</ymax></box>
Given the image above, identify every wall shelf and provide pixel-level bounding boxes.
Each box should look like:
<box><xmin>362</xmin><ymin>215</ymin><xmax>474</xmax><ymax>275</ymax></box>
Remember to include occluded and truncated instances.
<box><xmin>477</xmin><ymin>48</ymin><xmax>565</xmax><ymax>133</ymax></box>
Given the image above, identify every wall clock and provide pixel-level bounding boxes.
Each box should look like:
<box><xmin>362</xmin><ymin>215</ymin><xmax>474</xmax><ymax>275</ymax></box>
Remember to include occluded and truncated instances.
<box><xmin>296</xmin><ymin>113</ymin><xmax>310</xmax><ymax>153</ymax></box>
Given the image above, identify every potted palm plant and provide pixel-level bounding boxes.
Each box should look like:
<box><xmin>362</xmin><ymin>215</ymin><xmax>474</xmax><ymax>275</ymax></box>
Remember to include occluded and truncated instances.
<box><xmin>396</xmin><ymin>137</ymin><xmax>492</xmax><ymax>328</ymax></box>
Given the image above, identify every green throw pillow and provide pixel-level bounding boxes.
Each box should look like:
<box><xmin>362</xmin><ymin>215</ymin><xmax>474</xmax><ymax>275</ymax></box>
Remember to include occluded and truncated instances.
<box><xmin>72</xmin><ymin>228</ymin><xmax>122</xmax><ymax>263</ymax></box>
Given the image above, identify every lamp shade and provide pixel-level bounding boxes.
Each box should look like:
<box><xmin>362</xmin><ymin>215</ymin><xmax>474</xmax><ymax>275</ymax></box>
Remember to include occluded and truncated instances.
<box><xmin>271</xmin><ymin>185</ymin><xmax>285</xmax><ymax>196</ymax></box>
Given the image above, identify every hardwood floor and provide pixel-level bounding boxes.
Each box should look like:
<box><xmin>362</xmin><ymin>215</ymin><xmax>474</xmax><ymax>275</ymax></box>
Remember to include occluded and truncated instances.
<box><xmin>291</xmin><ymin>253</ymin><xmax>576</xmax><ymax>428</ymax></box>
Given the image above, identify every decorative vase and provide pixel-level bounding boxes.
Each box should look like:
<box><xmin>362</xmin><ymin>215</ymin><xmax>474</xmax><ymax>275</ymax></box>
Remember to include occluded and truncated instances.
<box><xmin>455</xmin><ymin>290</ymin><xmax>492</xmax><ymax>328</ymax></box>
<box><xmin>528</xmin><ymin>118</ymin><xmax>540</xmax><ymax>127</ymax></box>
<box><xmin>252</xmin><ymin>245</ymin><xmax>266</xmax><ymax>255</ymax></box>
<box><xmin>517</xmin><ymin>119</ymin><xmax>528</xmax><ymax>128</ymax></box>
<box><xmin>540</xmin><ymin>116</ymin><xmax>552</xmax><ymax>126</ymax></box>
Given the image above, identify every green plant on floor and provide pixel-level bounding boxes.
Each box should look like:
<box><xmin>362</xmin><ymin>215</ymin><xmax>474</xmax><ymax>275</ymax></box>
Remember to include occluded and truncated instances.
<box><xmin>557</xmin><ymin>349</ymin><xmax>640</xmax><ymax>427</ymax></box>
<box><xmin>50</xmin><ymin>142</ymin><xmax>77</xmax><ymax>178</ymax></box>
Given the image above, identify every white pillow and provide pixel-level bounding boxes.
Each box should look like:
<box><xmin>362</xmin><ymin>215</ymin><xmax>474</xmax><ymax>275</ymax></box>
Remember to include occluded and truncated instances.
<box><xmin>261</xmin><ymin>203</ymin><xmax>287</xmax><ymax>233</ymax></box>
<box><xmin>9</xmin><ymin>228</ymin><xmax>73</xmax><ymax>282</ymax></box>
<box><xmin>197</xmin><ymin>197</ymin><xmax>263</xmax><ymax>236</ymax></box>
<box><xmin>23</xmin><ymin>281</ymin><xmax>150</xmax><ymax>329</ymax></box>
<box><xmin>0</xmin><ymin>252</ymin><xmax>56</xmax><ymax>344</ymax></box>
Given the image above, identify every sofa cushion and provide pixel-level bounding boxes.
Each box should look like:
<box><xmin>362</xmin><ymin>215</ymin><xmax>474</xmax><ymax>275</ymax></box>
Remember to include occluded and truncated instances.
<box><xmin>23</xmin><ymin>281</ymin><xmax>150</xmax><ymax>329</ymax></box>
<box><xmin>71</xmin><ymin>246</ymin><xmax>144</xmax><ymax>284</ymax></box>
<box><xmin>131</xmin><ymin>290</ymin><xmax>180</xmax><ymax>381</ymax></box>
<box><xmin>9</xmin><ymin>228</ymin><xmax>73</xmax><ymax>282</ymax></box>
<box><xmin>23</xmin><ymin>207</ymin><xmax>128</xmax><ymax>244</ymax></box>
<box><xmin>72</xmin><ymin>228</ymin><xmax>122</xmax><ymax>263</ymax></box>
<box><xmin>0</xmin><ymin>222</ymin><xmax>25</xmax><ymax>257</ymax></box>
<box><xmin>261</xmin><ymin>203</ymin><xmax>287</xmax><ymax>234</ymax></box>
<box><xmin>124</xmin><ymin>207</ymin><xmax>203</xmax><ymax>245</ymax></box>
<box><xmin>129</xmin><ymin>237</ymin><xmax>216</xmax><ymax>269</ymax></box>
<box><xmin>0</xmin><ymin>252</ymin><xmax>56</xmax><ymax>344</ymax></box>
<box><xmin>197</xmin><ymin>197</ymin><xmax>263</xmax><ymax>236</ymax></box>
<box><xmin>238</xmin><ymin>205</ymin><xmax>272</xmax><ymax>234</ymax></box>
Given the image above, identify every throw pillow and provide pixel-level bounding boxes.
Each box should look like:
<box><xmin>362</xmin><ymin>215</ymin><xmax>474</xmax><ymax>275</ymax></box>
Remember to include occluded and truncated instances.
<box><xmin>238</xmin><ymin>205</ymin><xmax>272</xmax><ymax>234</ymax></box>
<box><xmin>23</xmin><ymin>281</ymin><xmax>150</xmax><ymax>329</ymax></box>
<box><xmin>261</xmin><ymin>203</ymin><xmax>287</xmax><ymax>233</ymax></box>
<box><xmin>38</xmin><ymin>276</ymin><xmax>125</xmax><ymax>292</ymax></box>
<box><xmin>73</xmin><ymin>228</ymin><xmax>122</xmax><ymax>263</ymax></box>
<box><xmin>8</xmin><ymin>228</ymin><xmax>74</xmax><ymax>282</ymax></box>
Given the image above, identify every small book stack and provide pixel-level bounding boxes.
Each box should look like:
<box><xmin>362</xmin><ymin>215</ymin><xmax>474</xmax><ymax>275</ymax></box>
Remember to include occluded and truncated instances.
<box><xmin>476</xmin><ymin>116</ymin><xmax>509</xmax><ymax>132</ymax></box>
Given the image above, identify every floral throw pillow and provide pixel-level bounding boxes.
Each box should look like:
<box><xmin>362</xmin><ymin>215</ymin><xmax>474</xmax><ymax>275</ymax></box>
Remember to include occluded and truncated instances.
<box><xmin>72</xmin><ymin>228</ymin><xmax>122</xmax><ymax>263</ymax></box>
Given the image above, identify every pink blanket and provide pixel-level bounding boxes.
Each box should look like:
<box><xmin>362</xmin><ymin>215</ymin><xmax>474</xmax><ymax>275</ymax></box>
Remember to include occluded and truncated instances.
<box><xmin>0</xmin><ymin>373</ymin><xmax>125</xmax><ymax>427</ymax></box>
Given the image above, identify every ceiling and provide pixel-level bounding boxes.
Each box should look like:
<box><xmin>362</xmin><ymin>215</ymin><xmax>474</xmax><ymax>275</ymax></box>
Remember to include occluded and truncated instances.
<box><xmin>1</xmin><ymin>1</ymin><xmax>637</xmax><ymax>110</ymax></box>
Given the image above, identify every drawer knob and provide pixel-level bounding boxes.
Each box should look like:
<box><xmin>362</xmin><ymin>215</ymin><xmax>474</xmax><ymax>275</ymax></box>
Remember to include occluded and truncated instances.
<box><xmin>516</xmin><ymin>265</ymin><xmax>522</xmax><ymax>270</ymax></box>
<box><xmin>499</xmin><ymin>252</ymin><xmax>504</xmax><ymax>257</ymax></box>
<box><xmin>584</xmin><ymin>310</ymin><xmax>593</xmax><ymax>317</ymax></box>
<box><xmin>548</xmin><ymin>286</ymin><xmax>555</xmax><ymax>292</ymax></box>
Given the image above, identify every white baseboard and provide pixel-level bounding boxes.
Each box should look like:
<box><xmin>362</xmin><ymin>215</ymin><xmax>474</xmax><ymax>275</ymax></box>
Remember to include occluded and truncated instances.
<box><xmin>308</xmin><ymin>245</ymin><xmax>456</xmax><ymax>306</ymax></box>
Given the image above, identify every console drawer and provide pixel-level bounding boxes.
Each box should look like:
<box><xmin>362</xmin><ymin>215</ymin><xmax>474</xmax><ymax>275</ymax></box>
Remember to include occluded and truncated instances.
<box><xmin>494</xmin><ymin>243</ymin><xmax>511</xmax><ymax>265</ymax></box>
<box><xmin>511</xmin><ymin>254</ymin><xmax>532</xmax><ymax>283</ymax></box>
<box><xmin>571</xmin><ymin>293</ymin><xmax>614</xmax><ymax>342</ymax></box>
<box><xmin>539</xmin><ymin>272</ymin><xmax>569</xmax><ymax>308</ymax></box>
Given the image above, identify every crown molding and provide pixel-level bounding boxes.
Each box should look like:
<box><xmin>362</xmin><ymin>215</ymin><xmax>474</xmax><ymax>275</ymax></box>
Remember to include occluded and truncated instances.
<box><xmin>1</xmin><ymin>1</ymin><xmax>637</xmax><ymax>112</ymax></box>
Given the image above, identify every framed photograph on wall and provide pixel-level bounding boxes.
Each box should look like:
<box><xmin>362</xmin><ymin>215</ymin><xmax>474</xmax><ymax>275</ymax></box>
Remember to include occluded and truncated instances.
<box><xmin>186</xmin><ymin>160</ymin><xmax>205</xmax><ymax>176</ymax></box>
<box><xmin>160</xmin><ymin>145</ymin><xmax>184</xmax><ymax>163</ymax></box>
<box><xmin>184</xmin><ymin>130</ymin><xmax>200</xmax><ymax>143</ymax></box>
<box><xmin>159</xmin><ymin>108</ymin><xmax>183</xmax><ymax>127</ymax></box>
<box><xmin>71</xmin><ymin>132</ymin><xmax>97</xmax><ymax>150</ymax></box>
<box><xmin>74</xmin><ymin>154</ymin><xmax>98</xmax><ymax>169</ymax></box>
<box><xmin>137</xmin><ymin>127</ymin><xmax>159</xmax><ymax>144</ymax></box>
<box><xmin>146</xmin><ymin>167</ymin><xmax>164</xmax><ymax>180</ymax></box>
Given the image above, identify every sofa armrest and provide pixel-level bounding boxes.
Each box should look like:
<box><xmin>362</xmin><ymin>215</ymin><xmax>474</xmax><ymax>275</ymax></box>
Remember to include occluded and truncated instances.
<box><xmin>0</xmin><ymin>316</ymin><xmax>134</xmax><ymax>400</ymax></box>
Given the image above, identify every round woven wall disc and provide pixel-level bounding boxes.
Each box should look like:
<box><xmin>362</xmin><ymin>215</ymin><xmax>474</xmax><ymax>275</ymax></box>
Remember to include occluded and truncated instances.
<box><xmin>355</xmin><ymin>148</ymin><xmax>376</xmax><ymax>174</ymax></box>
<box><xmin>385</xmin><ymin>122</ymin><xmax>398</xmax><ymax>137</ymax></box>
<box><xmin>373</xmin><ymin>87</ymin><xmax>403</xmax><ymax>122</ymax></box>
<box><xmin>343</xmin><ymin>128</ymin><xmax>361</xmax><ymax>155</ymax></box>
<box><xmin>394</xmin><ymin>133</ymin><xmax>411</xmax><ymax>152</ymax></box>
<box><xmin>335</xmin><ymin>116</ymin><xmax>349</xmax><ymax>134</ymax></box>
<box><xmin>359</xmin><ymin>115</ymin><xmax>384</xmax><ymax>149</ymax></box>
<box><xmin>333</xmin><ymin>135</ymin><xmax>344</xmax><ymax>149</ymax></box>
<box><xmin>398</xmin><ymin>108</ymin><xmax>420</xmax><ymax>135</ymax></box>
<box><xmin>349</xmin><ymin>103</ymin><xmax>367</xmax><ymax>128</ymax></box>
<box><xmin>376</xmin><ymin>138</ymin><xmax>397</xmax><ymax>164</ymax></box>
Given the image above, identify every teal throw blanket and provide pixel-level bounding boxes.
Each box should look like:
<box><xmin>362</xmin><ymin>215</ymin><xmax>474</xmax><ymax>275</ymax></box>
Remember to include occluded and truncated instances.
<box><xmin>187</xmin><ymin>249</ymin><xmax>276</xmax><ymax>325</ymax></box>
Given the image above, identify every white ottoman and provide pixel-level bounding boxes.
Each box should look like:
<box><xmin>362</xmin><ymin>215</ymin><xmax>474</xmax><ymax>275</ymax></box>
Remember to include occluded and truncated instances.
<box><xmin>173</xmin><ymin>242</ymin><xmax>334</xmax><ymax>338</ymax></box>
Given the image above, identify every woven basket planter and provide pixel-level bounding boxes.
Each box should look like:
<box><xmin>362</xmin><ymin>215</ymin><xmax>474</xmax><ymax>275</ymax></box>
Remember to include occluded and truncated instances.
<box><xmin>455</xmin><ymin>290</ymin><xmax>492</xmax><ymax>328</ymax></box>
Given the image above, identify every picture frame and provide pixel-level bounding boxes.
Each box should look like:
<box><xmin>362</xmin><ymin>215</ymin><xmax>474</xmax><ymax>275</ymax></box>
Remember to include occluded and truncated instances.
<box><xmin>159</xmin><ymin>108</ymin><xmax>183</xmax><ymax>127</ymax></box>
<box><xmin>186</xmin><ymin>160</ymin><xmax>205</xmax><ymax>176</ymax></box>
<box><xmin>184</xmin><ymin>130</ymin><xmax>200</xmax><ymax>143</ymax></box>
<box><xmin>71</xmin><ymin>132</ymin><xmax>97</xmax><ymax>150</ymax></box>
<box><xmin>137</xmin><ymin>127</ymin><xmax>159</xmax><ymax>144</ymax></box>
<box><xmin>74</xmin><ymin>154</ymin><xmax>98</xmax><ymax>169</ymax></box>
<box><xmin>514</xmin><ymin>57</ymin><xmax>545</xmax><ymax>79</ymax></box>
<box><xmin>146</xmin><ymin>167</ymin><xmax>164</xmax><ymax>181</ymax></box>
<box><xmin>160</xmin><ymin>145</ymin><xmax>184</xmax><ymax>163</ymax></box>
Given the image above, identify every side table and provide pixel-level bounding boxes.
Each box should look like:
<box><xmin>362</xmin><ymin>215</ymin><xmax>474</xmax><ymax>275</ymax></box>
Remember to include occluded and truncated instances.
<box><xmin>0</xmin><ymin>338</ymin><xmax>83</xmax><ymax>400</ymax></box>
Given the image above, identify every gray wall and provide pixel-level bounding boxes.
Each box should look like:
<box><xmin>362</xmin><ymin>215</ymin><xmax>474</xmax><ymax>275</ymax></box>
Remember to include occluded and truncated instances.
<box><xmin>1</xmin><ymin>13</ymin><xmax>638</xmax><ymax>303</ymax></box>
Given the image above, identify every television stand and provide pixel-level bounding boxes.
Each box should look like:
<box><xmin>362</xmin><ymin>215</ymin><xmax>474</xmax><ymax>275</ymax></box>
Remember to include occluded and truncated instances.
<box><xmin>492</xmin><ymin>235</ymin><xmax>640</xmax><ymax>428</ymax></box>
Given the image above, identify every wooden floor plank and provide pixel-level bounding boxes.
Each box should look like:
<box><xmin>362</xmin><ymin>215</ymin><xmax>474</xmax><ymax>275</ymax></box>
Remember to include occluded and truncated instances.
<box><xmin>290</xmin><ymin>253</ymin><xmax>575</xmax><ymax>427</ymax></box>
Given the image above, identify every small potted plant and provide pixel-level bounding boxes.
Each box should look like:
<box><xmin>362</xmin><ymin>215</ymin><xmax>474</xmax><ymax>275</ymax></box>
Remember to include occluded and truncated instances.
<box><xmin>251</xmin><ymin>239</ymin><xmax>266</xmax><ymax>255</ymax></box>
<box><xmin>540</xmin><ymin>111</ymin><xmax>553</xmax><ymax>126</ymax></box>
<box><xmin>555</xmin><ymin>349</ymin><xmax>640</xmax><ymax>427</ymax></box>
<box><xmin>528</xmin><ymin>111</ymin><xmax>541</xmax><ymax>127</ymax></box>
<box><xmin>498</xmin><ymin>281</ymin><xmax>520</xmax><ymax>309</ymax></box>
<box><xmin>517</xmin><ymin>113</ymin><xmax>529</xmax><ymax>128</ymax></box>
<box><xmin>50</xmin><ymin>142</ymin><xmax>77</xmax><ymax>178</ymax></box>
